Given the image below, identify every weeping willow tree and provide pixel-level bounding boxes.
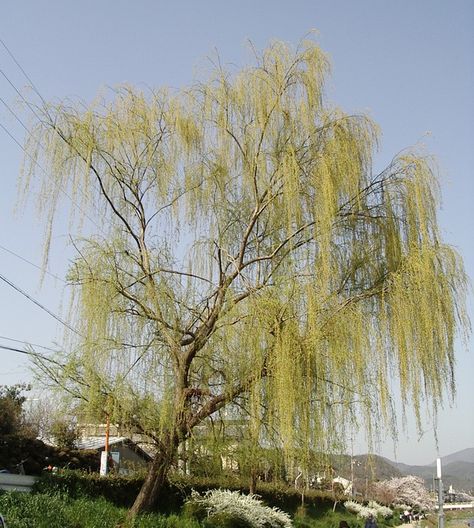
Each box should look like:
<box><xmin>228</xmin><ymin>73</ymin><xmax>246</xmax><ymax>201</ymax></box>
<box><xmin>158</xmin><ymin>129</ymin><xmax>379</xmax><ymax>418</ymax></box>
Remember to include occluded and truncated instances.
<box><xmin>20</xmin><ymin>39</ymin><xmax>468</xmax><ymax>516</ymax></box>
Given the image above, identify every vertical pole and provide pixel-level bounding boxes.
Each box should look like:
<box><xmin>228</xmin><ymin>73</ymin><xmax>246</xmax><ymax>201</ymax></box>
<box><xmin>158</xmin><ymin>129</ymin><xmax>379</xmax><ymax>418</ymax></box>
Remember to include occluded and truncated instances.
<box><xmin>104</xmin><ymin>413</ymin><xmax>110</xmax><ymax>474</ymax></box>
<box><xmin>100</xmin><ymin>413</ymin><xmax>110</xmax><ymax>476</ymax></box>
<box><xmin>351</xmin><ymin>458</ymin><xmax>354</xmax><ymax>497</ymax></box>
<box><xmin>350</xmin><ymin>435</ymin><xmax>355</xmax><ymax>497</ymax></box>
<box><xmin>436</xmin><ymin>458</ymin><xmax>445</xmax><ymax>528</ymax></box>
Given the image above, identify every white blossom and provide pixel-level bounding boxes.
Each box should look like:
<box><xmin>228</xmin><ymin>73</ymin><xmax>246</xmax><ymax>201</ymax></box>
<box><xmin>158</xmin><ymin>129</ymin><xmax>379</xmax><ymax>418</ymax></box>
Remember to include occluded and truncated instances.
<box><xmin>344</xmin><ymin>500</ymin><xmax>393</xmax><ymax>519</ymax></box>
<box><xmin>372</xmin><ymin>476</ymin><xmax>435</xmax><ymax>511</ymax></box>
<box><xmin>186</xmin><ymin>489</ymin><xmax>293</xmax><ymax>527</ymax></box>
<box><xmin>367</xmin><ymin>501</ymin><xmax>393</xmax><ymax>518</ymax></box>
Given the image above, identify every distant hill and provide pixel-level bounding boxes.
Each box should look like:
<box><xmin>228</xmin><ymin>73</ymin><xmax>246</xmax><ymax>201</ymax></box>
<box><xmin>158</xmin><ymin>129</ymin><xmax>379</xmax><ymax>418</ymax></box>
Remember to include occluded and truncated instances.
<box><xmin>441</xmin><ymin>461</ymin><xmax>474</xmax><ymax>491</ymax></box>
<box><xmin>390</xmin><ymin>461</ymin><xmax>431</xmax><ymax>475</ymax></box>
<box><xmin>331</xmin><ymin>453</ymin><xmax>402</xmax><ymax>481</ymax></box>
<box><xmin>433</xmin><ymin>448</ymin><xmax>474</xmax><ymax>466</ymax></box>
<box><xmin>315</xmin><ymin>448</ymin><xmax>473</xmax><ymax>494</ymax></box>
<box><xmin>386</xmin><ymin>447</ymin><xmax>474</xmax><ymax>493</ymax></box>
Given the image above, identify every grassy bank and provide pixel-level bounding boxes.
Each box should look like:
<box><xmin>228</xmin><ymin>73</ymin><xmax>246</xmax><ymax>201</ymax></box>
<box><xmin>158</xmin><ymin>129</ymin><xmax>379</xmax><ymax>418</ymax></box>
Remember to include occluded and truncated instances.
<box><xmin>1</xmin><ymin>492</ymin><xmax>195</xmax><ymax>528</ymax></box>
<box><xmin>0</xmin><ymin>490</ymin><xmax>401</xmax><ymax>528</ymax></box>
<box><xmin>444</xmin><ymin>509</ymin><xmax>474</xmax><ymax>528</ymax></box>
<box><xmin>0</xmin><ymin>472</ymin><xmax>407</xmax><ymax>528</ymax></box>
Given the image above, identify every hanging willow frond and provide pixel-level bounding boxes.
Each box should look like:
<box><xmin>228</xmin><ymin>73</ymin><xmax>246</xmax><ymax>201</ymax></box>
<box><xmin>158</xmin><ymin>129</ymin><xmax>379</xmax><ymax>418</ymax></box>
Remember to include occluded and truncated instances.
<box><xmin>20</xmin><ymin>39</ymin><xmax>469</xmax><ymax>459</ymax></box>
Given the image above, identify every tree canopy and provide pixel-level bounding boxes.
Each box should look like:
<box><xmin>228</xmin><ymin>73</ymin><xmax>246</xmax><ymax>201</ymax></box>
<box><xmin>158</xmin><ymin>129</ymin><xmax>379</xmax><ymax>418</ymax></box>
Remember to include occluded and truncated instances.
<box><xmin>20</xmin><ymin>39</ymin><xmax>469</xmax><ymax>513</ymax></box>
<box><xmin>0</xmin><ymin>383</ymin><xmax>30</xmax><ymax>436</ymax></box>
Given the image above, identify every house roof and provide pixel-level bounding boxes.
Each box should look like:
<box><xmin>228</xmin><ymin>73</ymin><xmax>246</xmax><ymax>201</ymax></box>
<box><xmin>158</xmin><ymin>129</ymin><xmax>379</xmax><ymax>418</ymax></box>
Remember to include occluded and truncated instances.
<box><xmin>75</xmin><ymin>436</ymin><xmax>128</xmax><ymax>450</ymax></box>
<box><xmin>75</xmin><ymin>436</ymin><xmax>153</xmax><ymax>461</ymax></box>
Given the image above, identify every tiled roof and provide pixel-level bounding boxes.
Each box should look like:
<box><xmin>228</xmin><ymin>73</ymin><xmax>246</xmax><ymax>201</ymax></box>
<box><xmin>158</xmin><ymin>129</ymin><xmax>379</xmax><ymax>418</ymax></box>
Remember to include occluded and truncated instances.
<box><xmin>75</xmin><ymin>436</ymin><xmax>153</xmax><ymax>461</ymax></box>
<box><xmin>75</xmin><ymin>436</ymin><xmax>129</xmax><ymax>450</ymax></box>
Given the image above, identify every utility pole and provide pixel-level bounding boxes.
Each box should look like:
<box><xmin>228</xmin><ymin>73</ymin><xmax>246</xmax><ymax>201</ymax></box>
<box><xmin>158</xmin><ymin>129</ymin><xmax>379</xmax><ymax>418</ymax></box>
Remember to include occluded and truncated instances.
<box><xmin>436</xmin><ymin>457</ymin><xmax>445</xmax><ymax>528</ymax></box>
<box><xmin>100</xmin><ymin>413</ymin><xmax>111</xmax><ymax>476</ymax></box>
<box><xmin>350</xmin><ymin>435</ymin><xmax>355</xmax><ymax>497</ymax></box>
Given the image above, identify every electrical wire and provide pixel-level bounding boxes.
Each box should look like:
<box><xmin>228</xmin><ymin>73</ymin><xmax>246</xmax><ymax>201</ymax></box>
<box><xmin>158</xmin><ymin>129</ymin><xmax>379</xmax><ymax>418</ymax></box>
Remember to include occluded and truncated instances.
<box><xmin>0</xmin><ymin>334</ymin><xmax>61</xmax><ymax>353</ymax></box>
<box><xmin>0</xmin><ymin>118</ymin><xmax>103</xmax><ymax>231</ymax></box>
<box><xmin>0</xmin><ymin>36</ymin><xmax>47</xmax><ymax>107</ymax></box>
<box><xmin>0</xmin><ymin>39</ymin><xmax>105</xmax><ymax>232</ymax></box>
<box><xmin>0</xmin><ymin>271</ymin><xmax>80</xmax><ymax>336</ymax></box>
<box><xmin>0</xmin><ymin>243</ymin><xmax>66</xmax><ymax>283</ymax></box>
<box><xmin>0</xmin><ymin>93</ymin><xmax>29</xmax><ymax>133</ymax></box>
<box><xmin>0</xmin><ymin>119</ymin><xmax>25</xmax><ymax>150</ymax></box>
<box><xmin>0</xmin><ymin>67</ymin><xmax>43</xmax><ymax>122</ymax></box>
<box><xmin>0</xmin><ymin>344</ymin><xmax>64</xmax><ymax>371</ymax></box>
<box><xmin>0</xmin><ymin>343</ymin><xmax>48</xmax><ymax>358</ymax></box>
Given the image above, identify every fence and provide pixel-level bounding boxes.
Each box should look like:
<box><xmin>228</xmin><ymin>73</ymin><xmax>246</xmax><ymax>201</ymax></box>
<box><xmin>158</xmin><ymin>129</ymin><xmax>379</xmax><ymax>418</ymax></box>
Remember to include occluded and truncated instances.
<box><xmin>0</xmin><ymin>473</ymin><xmax>38</xmax><ymax>492</ymax></box>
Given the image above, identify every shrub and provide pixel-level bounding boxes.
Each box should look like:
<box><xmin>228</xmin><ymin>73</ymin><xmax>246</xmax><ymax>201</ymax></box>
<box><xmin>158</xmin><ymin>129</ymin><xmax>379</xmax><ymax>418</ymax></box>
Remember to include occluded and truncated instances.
<box><xmin>32</xmin><ymin>469</ymin><xmax>337</xmax><ymax>517</ymax></box>
<box><xmin>367</xmin><ymin>501</ymin><xmax>393</xmax><ymax>518</ymax></box>
<box><xmin>203</xmin><ymin>512</ymin><xmax>253</xmax><ymax>528</ymax></box>
<box><xmin>0</xmin><ymin>491</ymin><xmax>122</xmax><ymax>528</ymax></box>
<box><xmin>185</xmin><ymin>489</ymin><xmax>293</xmax><ymax>528</ymax></box>
<box><xmin>344</xmin><ymin>501</ymin><xmax>362</xmax><ymax>515</ymax></box>
<box><xmin>33</xmin><ymin>470</ymin><xmax>145</xmax><ymax>507</ymax></box>
<box><xmin>49</xmin><ymin>420</ymin><xmax>79</xmax><ymax>449</ymax></box>
<box><xmin>344</xmin><ymin>500</ymin><xmax>393</xmax><ymax>519</ymax></box>
<box><xmin>0</xmin><ymin>491</ymin><xmax>205</xmax><ymax>528</ymax></box>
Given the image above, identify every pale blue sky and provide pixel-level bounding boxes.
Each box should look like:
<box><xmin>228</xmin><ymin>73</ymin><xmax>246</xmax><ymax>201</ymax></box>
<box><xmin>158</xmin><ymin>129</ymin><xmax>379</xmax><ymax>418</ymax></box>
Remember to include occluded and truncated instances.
<box><xmin>0</xmin><ymin>0</ymin><xmax>472</xmax><ymax>465</ymax></box>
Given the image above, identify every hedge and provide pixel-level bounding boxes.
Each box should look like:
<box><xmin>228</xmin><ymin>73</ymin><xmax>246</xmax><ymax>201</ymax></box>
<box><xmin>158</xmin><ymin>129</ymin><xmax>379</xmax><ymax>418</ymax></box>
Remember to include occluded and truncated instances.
<box><xmin>33</xmin><ymin>471</ymin><xmax>338</xmax><ymax>513</ymax></box>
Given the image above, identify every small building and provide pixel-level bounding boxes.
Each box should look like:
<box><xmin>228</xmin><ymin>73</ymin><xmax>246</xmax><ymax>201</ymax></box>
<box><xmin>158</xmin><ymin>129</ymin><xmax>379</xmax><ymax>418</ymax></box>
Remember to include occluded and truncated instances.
<box><xmin>332</xmin><ymin>476</ymin><xmax>353</xmax><ymax>495</ymax></box>
<box><xmin>75</xmin><ymin>436</ymin><xmax>152</xmax><ymax>475</ymax></box>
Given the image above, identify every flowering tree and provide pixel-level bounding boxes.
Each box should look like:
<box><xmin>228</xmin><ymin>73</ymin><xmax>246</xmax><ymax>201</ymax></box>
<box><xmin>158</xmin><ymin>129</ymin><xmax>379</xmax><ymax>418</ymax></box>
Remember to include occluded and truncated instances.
<box><xmin>372</xmin><ymin>475</ymin><xmax>435</xmax><ymax>510</ymax></box>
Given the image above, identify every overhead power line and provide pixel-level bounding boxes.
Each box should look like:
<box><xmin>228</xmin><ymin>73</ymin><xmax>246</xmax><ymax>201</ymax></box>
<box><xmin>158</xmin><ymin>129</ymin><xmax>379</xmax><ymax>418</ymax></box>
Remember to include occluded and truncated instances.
<box><xmin>0</xmin><ymin>343</ymin><xmax>64</xmax><ymax>372</ymax></box>
<box><xmin>0</xmin><ymin>36</ymin><xmax>47</xmax><ymax>106</ymax></box>
<box><xmin>0</xmin><ymin>342</ymin><xmax>48</xmax><ymax>358</ymax></box>
<box><xmin>0</xmin><ymin>119</ymin><xmax>25</xmax><ymax>150</ymax></box>
<box><xmin>0</xmin><ymin>271</ymin><xmax>80</xmax><ymax>336</ymax></box>
<box><xmin>0</xmin><ymin>66</ymin><xmax>42</xmax><ymax>122</ymax></box>
<box><xmin>0</xmin><ymin>243</ymin><xmax>66</xmax><ymax>283</ymax></box>
<box><xmin>0</xmin><ymin>93</ymin><xmax>29</xmax><ymax>133</ymax></box>
<box><xmin>0</xmin><ymin>37</ymin><xmax>104</xmax><ymax>232</ymax></box>
<box><xmin>0</xmin><ymin>116</ymin><xmax>103</xmax><ymax>231</ymax></box>
<box><xmin>0</xmin><ymin>334</ymin><xmax>61</xmax><ymax>353</ymax></box>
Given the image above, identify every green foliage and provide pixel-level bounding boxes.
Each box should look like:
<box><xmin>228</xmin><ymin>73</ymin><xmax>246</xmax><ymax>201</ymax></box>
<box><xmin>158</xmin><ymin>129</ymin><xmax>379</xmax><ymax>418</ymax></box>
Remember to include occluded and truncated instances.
<box><xmin>49</xmin><ymin>419</ymin><xmax>79</xmax><ymax>449</ymax></box>
<box><xmin>32</xmin><ymin>470</ymin><xmax>336</xmax><ymax>514</ymax></box>
<box><xmin>33</xmin><ymin>470</ymin><xmax>145</xmax><ymax>507</ymax></box>
<box><xmin>293</xmin><ymin>509</ymin><xmax>360</xmax><ymax>528</ymax></box>
<box><xmin>0</xmin><ymin>492</ymin><xmax>122</xmax><ymax>528</ymax></box>
<box><xmin>19</xmin><ymin>37</ymin><xmax>470</xmax><ymax>513</ymax></box>
<box><xmin>0</xmin><ymin>486</ymin><xmax>402</xmax><ymax>528</ymax></box>
<box><xmin>0</xmin><ymin>491</ymin><xmax>203</xmax><ymax>528</ymax></box>
<box><xmin>0</xmin><ymin>384</ymin><xmax>30</xmax><ymax>436</ymax></box>
<box><xmin>203</xmin><ymin>512</ymin><xmax>252</xmax><ymax>528</ymax></box>
<box><xmin>0</xmin><ymin>436</ymin><xmax>99</xmax><ymax>476</ymax></box>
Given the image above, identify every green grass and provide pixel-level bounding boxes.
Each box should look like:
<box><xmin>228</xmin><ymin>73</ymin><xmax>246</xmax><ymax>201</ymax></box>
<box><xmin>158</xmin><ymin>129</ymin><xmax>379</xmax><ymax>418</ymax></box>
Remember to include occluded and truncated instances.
<box><xmin>292</xmin><ymin>506</ymin><xmax>369</xmax><ymax>528</ymax></box>
<box><xmin>0</xmin><ymin>492</ymin><xmax>201</xmax><ymax>528</ymax></box>
<box><xmin>0</xmin><ymin>489</ymin><xmax>405</xmax><ymax>528</ymax></box>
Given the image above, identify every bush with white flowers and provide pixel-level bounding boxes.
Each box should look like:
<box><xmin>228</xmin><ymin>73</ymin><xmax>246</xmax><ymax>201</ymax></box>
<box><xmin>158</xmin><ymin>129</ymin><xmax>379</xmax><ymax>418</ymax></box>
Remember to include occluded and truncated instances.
<box><xmin>344</xmin><ymin>500</ymin><xmax>393</xmax><ymax>519</ymax></box>
<box><xmin>367</xmin><ymin>500</ymin><xmax>393</xmax><ymax>518</ymax></box>
<box><xmin>185</xmin><ymin>489</ymin><xmax>293</xmax><ymax>528</ymax></box>
<box><xmin>344</xmin><ymin>500</ymin><xmax>363</xmax><ymax>515</ymax></box>
<box><xmin>343</xmin><ymin>500</ymin><xmax>375</xmax><ymax>518</ymax></box>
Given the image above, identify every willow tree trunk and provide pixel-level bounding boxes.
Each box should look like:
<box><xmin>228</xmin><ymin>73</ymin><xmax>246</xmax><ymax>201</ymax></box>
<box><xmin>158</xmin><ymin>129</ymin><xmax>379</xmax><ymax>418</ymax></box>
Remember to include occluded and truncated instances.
<box><xmin>127</xmin><ymin>434</ymin><xmax>179</xmax><ymax>518</ymax></box>
<box><xmin>249</xmin><ymin>468</ymin><xmax>258</xmax><ymax>495</ymax></box>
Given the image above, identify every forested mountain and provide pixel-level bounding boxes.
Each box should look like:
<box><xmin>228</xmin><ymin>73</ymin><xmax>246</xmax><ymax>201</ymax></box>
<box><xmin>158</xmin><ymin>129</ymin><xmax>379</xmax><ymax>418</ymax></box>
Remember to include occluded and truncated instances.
<box><xmin>384</xmin><ymin>448</ymin><xmax>474</xmax><ymax>493</ymax></box>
